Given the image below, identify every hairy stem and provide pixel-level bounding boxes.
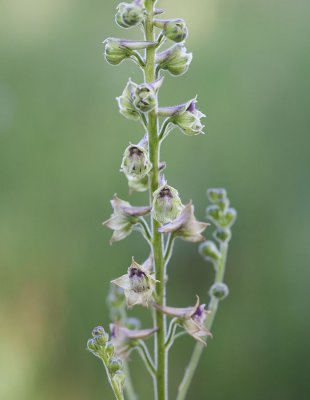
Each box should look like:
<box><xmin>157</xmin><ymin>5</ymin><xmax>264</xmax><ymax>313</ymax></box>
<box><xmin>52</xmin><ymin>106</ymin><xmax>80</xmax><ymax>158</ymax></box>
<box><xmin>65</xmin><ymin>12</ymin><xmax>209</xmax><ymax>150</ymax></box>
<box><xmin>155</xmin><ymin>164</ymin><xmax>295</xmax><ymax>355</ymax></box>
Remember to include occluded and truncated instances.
<box><xmin>144</xmin><ymin>1</ymin><xmax>167</xmax><ymax>399</ymax></box>
<box><xmin>176</xmin><ymin>243</ymin><xmax>228</xmax><ymax>400</ymax></box>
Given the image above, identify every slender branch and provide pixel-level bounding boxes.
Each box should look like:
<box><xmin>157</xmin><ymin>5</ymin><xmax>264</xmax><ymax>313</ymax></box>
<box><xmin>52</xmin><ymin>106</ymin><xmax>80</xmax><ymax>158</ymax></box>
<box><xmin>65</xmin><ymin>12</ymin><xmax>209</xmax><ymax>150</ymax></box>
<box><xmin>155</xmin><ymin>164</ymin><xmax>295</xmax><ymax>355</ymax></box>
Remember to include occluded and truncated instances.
<box><xmin>130</xmin><ymin>51</ymin><xmax>146</xmax><ymax>68</ymax></box>
<box><xmin>144</xmin><ymin>1</ymin><xmax>167</xmax><ymax>399</ymax></box>
<box><xmin>137</xmin><ymin>217</ymin><xmax>152</xmax><ymax>244</ymax></box>
<box><xmin>136</xmin><ymin>340</ymin><xmax>157</xmax><ymax>377</ymax></box>
<box><xmin>123</xmin><ymin>362</ymin><xmax>138</xmax><ymax>400</ymax></box>
<box><xmin>140</xmin><ymin>112</ymin><xmax>149</xmax><ymax>129</ymax></box>
<box><xmin>158</xmin><ymin>118</ymin><xmax>173</xmax><ymax>142</ymax></box>
<box><xmin>176</xmin><ymin>243</ymin><xmax>229</xmax><ymax>400</ymax></box>
<box><xmin>156</xmin><ymin>32</ymin><xmax>165</xmax><ymax>48</ymax></box>
<box><xmin>164</xmin><ymin>317</ymin><xmax>179</xmax><ymax>350</ymax></box>
<box><xmin>155</xmin><ymin>65</ymin><xmax>161</xmax><ymax>80</ymax></box>
<box><xmin>164</xmin><ymin>233</ymin><xmax>175</xmax><ymax>264</ymax></box>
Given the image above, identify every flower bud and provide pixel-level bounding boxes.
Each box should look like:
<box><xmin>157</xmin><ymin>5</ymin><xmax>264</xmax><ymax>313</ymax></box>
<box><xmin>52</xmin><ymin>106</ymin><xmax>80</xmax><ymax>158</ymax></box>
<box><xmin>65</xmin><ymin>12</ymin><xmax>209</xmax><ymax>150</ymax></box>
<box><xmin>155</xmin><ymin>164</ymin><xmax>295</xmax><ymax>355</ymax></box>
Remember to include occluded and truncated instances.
<box><xmin>107</xmin><ymin>357</ymin><xmax>123</xmax><ymax>374</ymax></box>
<box><xmin>92</xmin><ymin>326</ymin><xmax>105</xmax><ymax>337</ymax></box>
<box><xmin>121</xmin><ymin>144</ymin><xmax>152</xmax><ymax>178</ymax></box>
<box><xmin>105</xmin><ymin>341</ymin><xmax>115</xmax><ymax>359</ymax></box>
<box><xmin>209</xmin><ymin>283</ymin><xmax>229</xmax><ymax>300</ymax></box>
<box><xmin>207</xmin><ymin>188</ymin><xmax>227</xmax><ymax>203</ymax></box>
<box><xmin>117</xmin><ymin>79</ymin><xmax>140</xmax><ymax>120</ymax></box>
<box><xmin>104</xmin><ymin>38</ymin><xmax>155</xmax><ymax>66</ymax></box>
<box><xmin>207</xmin><ymin>205</ymin><xmax>237</xmax><ymax>228</ymax></box>
<box><xmin>133</xmin><ymin>77</ymin><xmax>163</xmax><ymax>113</ymax></box>
<box><xmin>152</xmin><ymin>184</ymin><xmax>183</xmax><ymax>224</ymax></box>
<box><xmin>96</xmin><ymin>333</ymin><xmax>109</xmax><ymax>346</ymax></box>
<box><xmin>115</xmin><ymin>2</ymin><xmax>144</xmax><ymax>29</ymax></box>
<box><xmin>156</xmin><ymin>44</ymin><xmax>192</xmax><ymax>76</ymax></box>
<box><xmin>156</xmin><ymin>19</ymin><xmax>188</xmax><ymax>43</ymax></box>
<box><xmin>213</xmin><ymin>228</ymin><xmax>232</xmax><ymax>243</ymax></box>
<box><xmin>199</xmin><ymin>241</ymin><xmax>221</xmax><ymax>263</ymax></box>
<box><xmin>87</xmin><ymin>338</ymin><xmax>101</xmax><ymax>352</ymax></box>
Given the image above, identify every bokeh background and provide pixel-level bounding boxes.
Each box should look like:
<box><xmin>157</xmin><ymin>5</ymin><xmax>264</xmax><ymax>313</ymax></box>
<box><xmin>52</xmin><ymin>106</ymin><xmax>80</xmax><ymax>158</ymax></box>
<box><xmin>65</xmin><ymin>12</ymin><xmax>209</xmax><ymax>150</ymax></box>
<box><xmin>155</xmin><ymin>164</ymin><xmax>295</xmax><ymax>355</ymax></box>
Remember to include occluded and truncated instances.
<box><xmin>1</xmin><ymin>0</ymin><xmax>310</xmax><ymax>399</ymax></box>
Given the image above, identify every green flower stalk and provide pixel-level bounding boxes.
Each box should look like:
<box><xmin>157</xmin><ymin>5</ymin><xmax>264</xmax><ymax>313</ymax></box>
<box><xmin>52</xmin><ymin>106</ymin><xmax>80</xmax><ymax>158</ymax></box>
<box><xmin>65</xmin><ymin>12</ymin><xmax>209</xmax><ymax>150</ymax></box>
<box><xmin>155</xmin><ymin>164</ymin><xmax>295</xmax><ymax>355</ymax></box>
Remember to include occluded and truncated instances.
<box><xmin>88</xmin><ymin>2</ymin><xmax>238</xmax><ymax>400</ymax></box>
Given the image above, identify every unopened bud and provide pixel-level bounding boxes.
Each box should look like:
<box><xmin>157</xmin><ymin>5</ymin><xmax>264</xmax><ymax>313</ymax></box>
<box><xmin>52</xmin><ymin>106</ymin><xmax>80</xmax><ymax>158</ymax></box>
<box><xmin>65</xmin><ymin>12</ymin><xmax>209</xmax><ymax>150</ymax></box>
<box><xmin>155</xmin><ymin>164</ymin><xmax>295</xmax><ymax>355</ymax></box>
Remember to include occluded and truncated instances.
<box><xmin>96</xmin><ymin>333</ymin><xmax>109</xmax><ymax>346</ymax></box>
<box><xmin>107</xmin><ymin>357</ymin><xmax>123</xmax><ymax>374</ymax></box>
<box><xmin>104</xmin><ymin>38</ymin><xmax>155</xmax><ymax>66</ymax></box>
<box><xmin>199</xmin><ymin>241</ymin><xmax>221</xmax><ymax>263</ymax></box>
<box><xmin>92</xmin><ymin>326</ymin><xmax>105</xmax><ymax>337</ymax></box>
<box><xmin>206</xmin><ymin>205</ymin><xmax>220</xmax><ymax>223</ymax></box>
<box><xmin>87</xmin><ymin>338</ymin><xmax>101</xmax><ymax>352</ymax></box>
<box><xmin>133</xmin><ymin>84</ymin><xmax>156</xmax><ymax>112</ymax></box>
<box><xmin>121</xmin><ymin>144</ymin><xmax>152</xmax><ymax>178</ymax></box>
<box><xmin>161</xmin><ymin>19</ymin><xmax>188</xmax><ymax>43</ymax></box>
<box><xmin>213</xmin><ymin>228</ymin><xmax>231</xmax><ymax>243</ymax></box>
<box><xmin>156</xmin><ymin>44</ymin><xmax>192</xmax><ymax>76</ymax></box>
<box><xmin>209</xmin><ymin>283</ymin><xmax>229</xmax><ymax>300</ymax></box>
<box><xmin>207</xmin><ymin>188</ymin><xmax>227</xmax><ymax>203</ymax></box>
<box><xmin>105</xmin><ymin>341</ymin><xmax>115</xmax><ymax>359</ymax></box>
<box><xmin>115</xmin><ymin>2</ymin><xmax>144</xmax><ymax>28</ymax></box>
<box><xmin>152</xmin><ymin>184</ymin><xmax>183</xmax><ymax>224</ymax></box>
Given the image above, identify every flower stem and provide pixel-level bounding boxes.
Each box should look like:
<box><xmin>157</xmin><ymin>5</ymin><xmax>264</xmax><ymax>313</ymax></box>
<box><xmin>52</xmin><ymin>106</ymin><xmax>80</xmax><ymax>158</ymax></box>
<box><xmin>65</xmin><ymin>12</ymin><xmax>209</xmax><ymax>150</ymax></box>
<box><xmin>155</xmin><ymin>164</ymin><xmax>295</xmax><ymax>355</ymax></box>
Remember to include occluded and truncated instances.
<box><xmin>176</xmin><ymin>243</ymin><xmax>228</xmax><ymax>400</ymax></box>
<box><xmin>145</xmin><ymin>1</ymin><xmax>167</xmax><ymax>399</ymax></box>
<box><xmin>137</xmin><ymin>340</ymin><xmax>157</xmax><ymax>377</ymax></box>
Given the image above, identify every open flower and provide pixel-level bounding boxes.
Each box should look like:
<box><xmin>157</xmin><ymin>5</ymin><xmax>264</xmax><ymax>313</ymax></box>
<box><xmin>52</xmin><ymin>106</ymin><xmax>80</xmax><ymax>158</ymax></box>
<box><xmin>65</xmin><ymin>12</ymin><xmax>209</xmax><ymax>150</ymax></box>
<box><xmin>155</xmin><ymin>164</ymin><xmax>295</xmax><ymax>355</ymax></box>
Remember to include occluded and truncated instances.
<box><xmin>121</xmin><ymin>144</ymin><xmax>152</xmax><ymax>179</ymax></box>
<box><xmin>132</xmin><ymin>77</ymin><xmax>164</xmax><ymax>113</ymax></box>
<box><xmin>111</xmin><ymin>258</ymin><xmax>158</xmax><ymax>307</ymax></box>
<box><xmin>152</xmin><ymin>184</ymin><xmax>184</xmax><ymax>224</ymax></box>
<box><xmin>158</xmin><ymin>202</ymin><xmax>208</xmax><ymax>242</ymax></box>
<box><xmin>155</xmin><ymin>296</ymin><xmax>211</xmax><ymax>344</ymax></box>
<box><xmin>156</xmin><ymin>44</ymin><xmax>192</xmax><ymax>76</ymax></box>
<box><xmin>110</xmin><ymin>323</ymin><xmax>157</xmax><ymax>358</ymax></box>
<box><xmin>103</xmin><ymin>195</ymin><xmax>151</xmax><ymax>244</ymax></box>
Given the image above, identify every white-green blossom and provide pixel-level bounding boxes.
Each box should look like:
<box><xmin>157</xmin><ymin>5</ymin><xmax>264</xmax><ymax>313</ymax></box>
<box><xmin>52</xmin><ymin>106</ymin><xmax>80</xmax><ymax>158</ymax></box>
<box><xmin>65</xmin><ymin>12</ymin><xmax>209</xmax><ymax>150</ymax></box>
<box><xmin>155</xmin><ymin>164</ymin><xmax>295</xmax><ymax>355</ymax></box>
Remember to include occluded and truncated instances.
<box><xmin>111</xmin><ymin>258</ymin><xmax>158</xmax><ymax>308</ymax></box>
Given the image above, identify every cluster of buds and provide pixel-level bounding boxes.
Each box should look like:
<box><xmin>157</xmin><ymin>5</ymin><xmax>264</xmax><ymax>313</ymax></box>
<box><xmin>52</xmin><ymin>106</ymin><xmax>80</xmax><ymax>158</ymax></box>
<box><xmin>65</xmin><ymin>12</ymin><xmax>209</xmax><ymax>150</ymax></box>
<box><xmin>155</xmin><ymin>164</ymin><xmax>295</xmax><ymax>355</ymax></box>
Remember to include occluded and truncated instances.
<box><xmin>87</xmin><ymin>326</ymin><xmax>125</xmax><ymax>395</ymax></box>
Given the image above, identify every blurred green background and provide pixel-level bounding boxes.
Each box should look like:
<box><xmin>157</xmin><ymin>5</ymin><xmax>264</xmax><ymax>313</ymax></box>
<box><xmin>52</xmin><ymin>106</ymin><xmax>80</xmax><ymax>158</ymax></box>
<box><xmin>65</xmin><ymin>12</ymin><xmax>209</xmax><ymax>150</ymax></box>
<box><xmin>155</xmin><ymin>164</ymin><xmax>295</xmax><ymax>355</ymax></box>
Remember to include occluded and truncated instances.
<box><xmin>1</xmin><ymin>0</ymin><xmax>310</xmax><ymax>399</ymax></box>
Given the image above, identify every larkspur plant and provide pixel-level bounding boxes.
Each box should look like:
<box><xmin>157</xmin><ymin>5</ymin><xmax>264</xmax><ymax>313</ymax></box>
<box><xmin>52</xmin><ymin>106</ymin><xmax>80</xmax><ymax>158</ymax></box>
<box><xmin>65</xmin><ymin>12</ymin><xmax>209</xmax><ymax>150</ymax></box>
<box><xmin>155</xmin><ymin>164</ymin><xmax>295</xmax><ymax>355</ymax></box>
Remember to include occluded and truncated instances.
<box><xmin>87</xmin><ymin>1</ymin><xmax>237</xmax><ymax>399</ymax></box>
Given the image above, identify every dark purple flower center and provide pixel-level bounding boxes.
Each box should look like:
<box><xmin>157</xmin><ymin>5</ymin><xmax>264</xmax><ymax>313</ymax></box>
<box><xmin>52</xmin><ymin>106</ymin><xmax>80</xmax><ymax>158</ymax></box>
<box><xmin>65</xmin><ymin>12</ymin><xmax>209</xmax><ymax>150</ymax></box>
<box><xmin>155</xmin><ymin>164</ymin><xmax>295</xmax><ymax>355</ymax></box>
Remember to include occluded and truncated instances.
<box><xmin>129</xmin><ymin>267</ymin><xmax>146</xmax><ymax>278</ymax></box>
<box><xmin>129</xmin><ymin>146</ymin><xmax>143</xmax><ymax>157</ymax></box>
<box><xmin>159</xmin><ymin>187</ymin><xmax>173</xmax><ymax>198</ymax></box>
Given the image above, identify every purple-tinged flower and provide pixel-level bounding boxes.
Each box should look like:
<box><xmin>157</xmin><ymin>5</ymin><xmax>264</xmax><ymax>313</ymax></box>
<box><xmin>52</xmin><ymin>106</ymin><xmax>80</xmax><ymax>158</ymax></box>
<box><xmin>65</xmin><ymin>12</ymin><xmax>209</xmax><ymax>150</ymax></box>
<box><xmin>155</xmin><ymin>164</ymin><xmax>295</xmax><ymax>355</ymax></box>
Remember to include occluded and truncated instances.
<box><xmin>158</xmin><ymin>97</ymin><xmax>205</xmax><ymax>136</ymax></box>
<box><xmin>111</xmin><ymin>258</ymin><xmax>158</xmax><ymax>308</ymax></box>
<box><xmin>159</xmin><ymin>202</ymin><xmax>208</xmax><ymax>242</ymax></box>
<box><xmin>155</xmin><ymin>297</ymin><xmax>212</xmax><ymax>344</ymax></box>
<box><xmin>156</xmin><ymin>44</ymin><xmax>192</xmax><ymax>76</ymax></box>
<box><xmin>103</xmin><ymin>195</ymin><xmax>151</xmax><ymax>244</ymax></box>
<box><xmin>110</xmin><ymin>322</ymin><xmax>157</xmax><ymax>358</ymax></box>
